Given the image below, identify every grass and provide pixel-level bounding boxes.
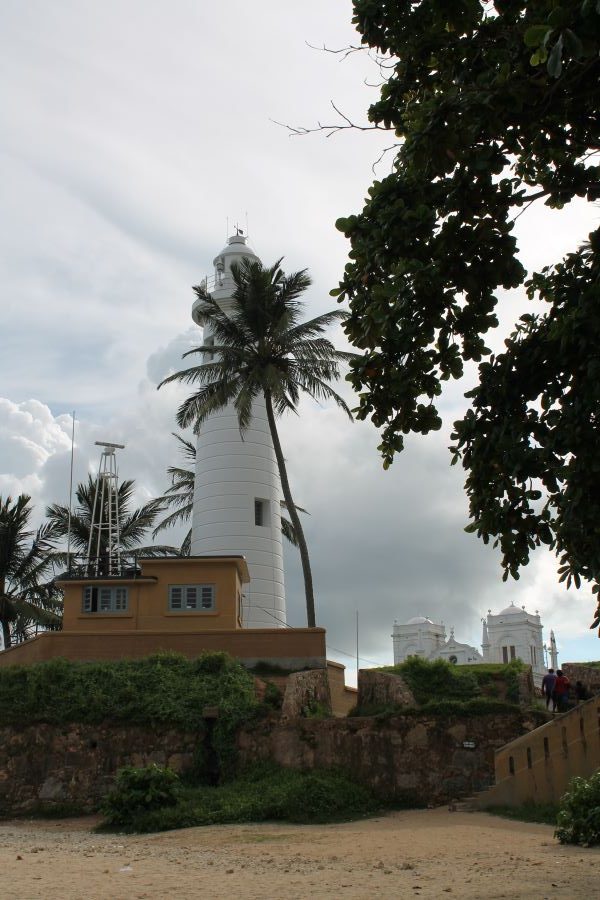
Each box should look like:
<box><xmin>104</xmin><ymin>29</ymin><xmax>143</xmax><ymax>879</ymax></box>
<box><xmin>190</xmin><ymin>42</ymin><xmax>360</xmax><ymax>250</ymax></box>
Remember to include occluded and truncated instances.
<box><xmin>485</xmin><ymin>802</ymin><xmax>559</xmax><ymax>826</ymax></box>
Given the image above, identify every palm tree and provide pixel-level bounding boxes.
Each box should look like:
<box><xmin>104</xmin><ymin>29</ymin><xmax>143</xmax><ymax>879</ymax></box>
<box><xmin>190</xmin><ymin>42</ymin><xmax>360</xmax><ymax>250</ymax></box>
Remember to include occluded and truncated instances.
<box><xmin>159</xmin><ymin>257</ymin><xmax>353</xmax><ymax>628</ymax></box>
<box><xmin>46</xmin><ymin>475</ymin><xmax>174</xmax><ymax>565</ymax></box>
<box><xmin>0</xmin><ymin>495</ymin><xmax>62</xmax><ymax>650</ymax></box>
<box><xmin>153</xmin><ymin>432</ymin><xmax>307</xmax><ymax>554</ymax></box>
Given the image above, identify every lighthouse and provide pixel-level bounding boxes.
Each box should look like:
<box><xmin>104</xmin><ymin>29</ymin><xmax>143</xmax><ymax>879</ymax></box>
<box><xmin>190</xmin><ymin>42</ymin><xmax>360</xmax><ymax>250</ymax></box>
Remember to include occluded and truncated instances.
<box><xmin>190</xmin><ymin>233</ymin><xmax>286</xmax><ymax>628</ymax></box>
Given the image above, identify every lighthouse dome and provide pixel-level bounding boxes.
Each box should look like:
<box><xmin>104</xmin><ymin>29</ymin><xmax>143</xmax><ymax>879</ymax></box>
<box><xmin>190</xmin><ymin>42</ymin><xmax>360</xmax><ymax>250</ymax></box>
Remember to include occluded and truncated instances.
<box><xmin>213</xmin><ymin>233</ymin><xmax>260</xmax><ymax>267</ymax></box>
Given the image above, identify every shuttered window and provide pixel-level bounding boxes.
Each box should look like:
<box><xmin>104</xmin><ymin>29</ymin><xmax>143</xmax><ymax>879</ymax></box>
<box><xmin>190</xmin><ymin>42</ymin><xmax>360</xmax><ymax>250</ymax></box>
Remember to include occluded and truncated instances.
<box><xmin>82</xmin><ymin>586</ymin><xmax>129</xmax><ymax>613</ymax></box>
<box><xmin>169</xmin><ymin>584</ymin><xmax>215</xmax><ymax>612</ymax></box>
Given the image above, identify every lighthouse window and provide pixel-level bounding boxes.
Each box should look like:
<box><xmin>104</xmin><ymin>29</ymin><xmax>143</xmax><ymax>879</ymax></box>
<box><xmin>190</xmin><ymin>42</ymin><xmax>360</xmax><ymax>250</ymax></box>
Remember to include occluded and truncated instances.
<box><xmin>254</xmin><ymin>499</ymin><xmax>270</xmax><ymax>527</ymax></box>
<box><xmin>82</xmin><ymin>586</ymin><xmax>128</xmax><ymax>613</ymax></box>
<box><xmin>169</xmin><ymin>584</ymin><xmax>215</xmax><ymax>611</ymax></box>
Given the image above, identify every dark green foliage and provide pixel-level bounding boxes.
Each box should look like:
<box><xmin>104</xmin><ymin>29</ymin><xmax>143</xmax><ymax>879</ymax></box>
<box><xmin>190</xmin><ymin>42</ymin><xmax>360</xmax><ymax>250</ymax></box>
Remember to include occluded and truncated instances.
<box><xmin>0</xmin><ymin>651</ymin><xmax>256</xmax><ymax>728</ymax></box>
<box><xmin>98</xmin><ymin>764</ymin><xmax>380</xmax><ymax>833</ymax></box>
<box><xmin>262</xmin><ymin>681</ymin><xmax>283</xmax><ymax>710</ymax></box>
<box><xmin>555</xmin><ymin>771</ymin><xmax>600</xmax><ymax>845</ymax></box>
<box><xmin>380</xmin><ymin>656</ymin><xmax>525</xmax><ymax>705</ymax></box>
<box><xmin>334</xmin><ymin>1</ymin><xmax>600</xmax><ymax>609</ymax></box>
<box><xmin>249</xmin><ymin>661</ymin><xmax>295</xmax><ymax>676</ymax></box>
<box><xmin>419</xmin><ymin>698</ymin><xmax>521</xmax><ymax>717</ymax></box>
<box><xmin>486</xmin><ymin>802</ymin><xmax>559</xmax><ymax>826</ymax></box>
<box><xmin>348</xmin><ymin>698</ymin><xmax>521</xmax><ymax>718</ymax></box>
<box><xmin>0</xmin><ymin>494</ymin><xmax>63</xmax><ymax>649</ymax></box>
<box><xmin>101</xmin><ymin>764</ymin><xmax>181</xmax><ymax>826</ymax></box>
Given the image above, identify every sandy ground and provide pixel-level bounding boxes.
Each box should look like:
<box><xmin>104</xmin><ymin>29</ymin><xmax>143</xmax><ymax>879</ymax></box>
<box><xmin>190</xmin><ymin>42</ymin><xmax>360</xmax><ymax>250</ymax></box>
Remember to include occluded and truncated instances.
<box><xmin>0</xmin><ymin>808</ymin><xmax>598</xmax><ymax>900</ymax></box>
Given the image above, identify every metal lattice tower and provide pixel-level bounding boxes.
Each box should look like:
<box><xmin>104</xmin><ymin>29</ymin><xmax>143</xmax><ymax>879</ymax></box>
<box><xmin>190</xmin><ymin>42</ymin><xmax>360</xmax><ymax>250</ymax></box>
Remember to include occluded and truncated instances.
<box><xmin>86</xmin><ymin>441</ymin><xmax>125</xmax><ymax>576</ymax></box>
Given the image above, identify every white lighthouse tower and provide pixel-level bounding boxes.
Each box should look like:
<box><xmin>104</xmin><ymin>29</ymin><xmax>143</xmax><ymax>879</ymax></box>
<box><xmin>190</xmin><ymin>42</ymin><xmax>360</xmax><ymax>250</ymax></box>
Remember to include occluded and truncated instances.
<box><xmin>190</xmin><ymin>232</ymin><xmax>286</xmax><ymax>628</ymax></box>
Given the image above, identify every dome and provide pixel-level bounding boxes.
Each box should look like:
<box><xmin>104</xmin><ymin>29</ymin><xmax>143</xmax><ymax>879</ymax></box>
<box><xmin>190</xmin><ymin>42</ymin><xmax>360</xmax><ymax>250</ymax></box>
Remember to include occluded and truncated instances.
<box><xmin>214</xmin><ymin>233</ymin><xmax>259</xmax><ymax>264</ymax></box>
<box><xmin>405</xmin><ymin>616</ymin><xmax>434</xmax><ymax>625</ymax></box>
<box><xmin>497</xmin><ymin>603</ymin><xmax>526</xmax><ymax>616</ymax></box>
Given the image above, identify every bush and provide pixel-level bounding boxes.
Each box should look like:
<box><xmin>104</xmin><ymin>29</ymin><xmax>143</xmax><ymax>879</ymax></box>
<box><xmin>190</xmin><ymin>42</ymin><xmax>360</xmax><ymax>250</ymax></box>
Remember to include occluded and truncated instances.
<box><xmin>98</xmin><ymin>765</ymin><xmax>381</xmax><ymax>833</ymax></box>
<box><xmin>555</xmin><ymin>771</ymin><xmax>600</xmax><ymax>846</ymax></box>
<box><xmin>378</xmin><ymin>658</ymin><xmax>525</xmax><ymax>706</ymax></box>
<box><xmin>0</xmin><ymin>652</ymin><xmax>258</xmax><ymax>729</ymax></box>
<box><xmin>102</xmin><ymin>764</ymin><xmax>181</xmax><ymax>826</ymax></box>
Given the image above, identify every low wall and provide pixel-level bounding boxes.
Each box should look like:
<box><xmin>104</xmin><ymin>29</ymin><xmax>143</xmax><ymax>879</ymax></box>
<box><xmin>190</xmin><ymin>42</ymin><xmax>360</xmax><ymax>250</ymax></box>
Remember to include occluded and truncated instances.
<box><xmin>237</xmin><ymin>712</ymin><xmax>530</xmax><ymax>805</ymax></box>
<box><xmin>477</xmin><ymin>695</ymin><xmax>600</xmax><ymax>808</ymax></box>
<box><xmin>0</xmin><ymin>723</ymin><xmax>199</xmax><ymax>816</ymax></box>
<box><xmin>357</xmin><ymin>669</ymin><xmax>415</xmax><ymax>709</ymax></box>
<box><xmin>0</xmin><ymin>629</ymin><xmax>327</xmax><ymax>672</ymax></box>
<box><xmin>562</xmin><ymin>663</ymin><xmax>600</xmax><ymax>696</ymax></box>
<box><xmin>281</xmin><ymin>669</ymin><xmax>332</xmax><ymax>718</ymax></box>
<box><xmin>0</xmin><ymin>712</ymin><xmax>532</xmax><ymax>816</ymax></box>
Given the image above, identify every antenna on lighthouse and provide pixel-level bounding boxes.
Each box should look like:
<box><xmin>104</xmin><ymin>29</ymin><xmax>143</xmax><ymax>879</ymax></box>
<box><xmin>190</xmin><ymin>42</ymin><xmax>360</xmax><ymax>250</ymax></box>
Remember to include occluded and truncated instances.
<box><xmin>86</xmin><ymin>441</ymin><xmax>126</xmax><ymax>577</ymax></box>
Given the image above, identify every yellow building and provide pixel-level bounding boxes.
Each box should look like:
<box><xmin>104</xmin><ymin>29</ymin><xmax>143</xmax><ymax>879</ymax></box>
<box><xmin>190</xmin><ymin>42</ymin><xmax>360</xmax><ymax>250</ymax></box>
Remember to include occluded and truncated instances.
<box><xmin>0</xmin><ymin>555</ymin><xmax>327</xmax><ymax>670</ymax></box>
<box><xmin>0</xmin><ymin>555</ymin><xmax>356</xmax><ymax>715</ymax></box>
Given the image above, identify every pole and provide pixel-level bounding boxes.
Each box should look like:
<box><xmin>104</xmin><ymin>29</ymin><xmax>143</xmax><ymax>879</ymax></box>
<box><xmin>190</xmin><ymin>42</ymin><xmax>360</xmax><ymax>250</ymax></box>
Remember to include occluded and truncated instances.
<box><xmin>356</xmin><ymin>610</ymin><xmax>359</xmax><ymax>678</ymax></box>
<box><xmin>66</xmin><ymin>411</ymin><xmax>76</xmax><ymax>570</ymax></box>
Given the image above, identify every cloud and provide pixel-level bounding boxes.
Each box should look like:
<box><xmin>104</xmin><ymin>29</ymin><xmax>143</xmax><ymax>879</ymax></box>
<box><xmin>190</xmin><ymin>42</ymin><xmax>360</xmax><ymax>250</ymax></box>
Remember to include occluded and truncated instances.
<box><xmin>1</xmin><ymin>0</ymin><xmax>598</xmax><ymax>681</ymax></box>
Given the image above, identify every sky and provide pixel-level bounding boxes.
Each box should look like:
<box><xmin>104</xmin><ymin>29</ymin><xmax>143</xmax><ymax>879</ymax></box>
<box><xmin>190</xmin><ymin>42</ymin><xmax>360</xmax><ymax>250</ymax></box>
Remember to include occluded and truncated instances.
<box><xmin>1</xmin><ymin>0</ymin><xmax>598</xmax><ymax>681</ymax></box>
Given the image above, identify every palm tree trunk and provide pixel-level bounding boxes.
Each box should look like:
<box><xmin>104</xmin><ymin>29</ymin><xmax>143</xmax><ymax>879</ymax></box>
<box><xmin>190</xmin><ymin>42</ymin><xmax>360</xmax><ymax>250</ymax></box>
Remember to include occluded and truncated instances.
<box><xmin>264</xmin><ymin>391</ymin><xmax>317</xmax><ymax>628</ymax></box>
<box><xmin>1</xmin><ymin>619</ymin><xmax>11</xmax><ymax>650</ymax></box>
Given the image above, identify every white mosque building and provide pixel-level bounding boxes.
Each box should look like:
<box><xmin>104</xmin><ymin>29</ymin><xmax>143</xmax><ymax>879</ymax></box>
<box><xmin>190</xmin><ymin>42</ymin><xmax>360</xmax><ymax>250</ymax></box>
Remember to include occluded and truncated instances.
<box><xmin>190</xmin><ymin>232</ymin><xmax>286</xmax><ymax>629</ymax></box>
<box><xmin>392</xmin><ymin>604</ymin><xmax>559</xmax><ymax>688</ymax></box>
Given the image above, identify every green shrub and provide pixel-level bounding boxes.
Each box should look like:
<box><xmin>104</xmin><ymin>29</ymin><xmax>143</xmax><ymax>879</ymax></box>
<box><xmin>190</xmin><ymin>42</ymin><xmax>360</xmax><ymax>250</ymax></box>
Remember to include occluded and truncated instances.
<box><xmin>98</xmin><ymin>765</ymin><xmax>381</xmax><ymax>833</ymax></box>
<box><xmin>377</xmin><ymin>658</ymin><xmax>525</xmax><ymax>706</ymax></box>
<box><xmin>102</xmin><ymin>764</ymin><xmax>181</xmax><ymax>826</ymax></box>
<box><xmin>555</xmin><ymin>771</ymin><xmax>600</xmax><ymax>846</ymax></box>
<box><xmin>419</xmin><ymin>697</ymin><xmax>520</xmax><ymax>716</ymax></box>
<box><xmin>0</xmin><ymin>652</ymin><xmax>257</xmax><ymax>729</ymax></box>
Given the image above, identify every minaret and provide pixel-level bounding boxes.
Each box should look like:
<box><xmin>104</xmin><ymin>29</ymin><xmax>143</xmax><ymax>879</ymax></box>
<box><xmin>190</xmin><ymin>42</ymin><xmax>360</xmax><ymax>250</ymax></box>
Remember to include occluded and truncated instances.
<box><xmin>481</xmin><ymin>616</ymin><xmax>490</xmax><ymax>662</ymax></box>
<box><xmin>550</xmin><ymin>629</ymin><xmax>559</xmax><ymax>670</ymax></box>
<box><xmin>190</xmin><ymin>233</ymin><xmax>286</xmax><ymax>629</ymax></box>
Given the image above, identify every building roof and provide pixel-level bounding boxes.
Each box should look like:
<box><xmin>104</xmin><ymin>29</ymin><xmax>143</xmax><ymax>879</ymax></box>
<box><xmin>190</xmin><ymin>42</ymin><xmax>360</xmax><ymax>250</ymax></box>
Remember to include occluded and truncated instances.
<box><xmin>405</xmin><ymin>616</ymin><xmax>435</xmax><ymax>625</ymax></box>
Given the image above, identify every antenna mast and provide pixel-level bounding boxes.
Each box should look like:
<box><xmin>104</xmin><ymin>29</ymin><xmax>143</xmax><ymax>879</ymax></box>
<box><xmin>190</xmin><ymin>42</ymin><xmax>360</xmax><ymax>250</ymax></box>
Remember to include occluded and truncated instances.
<box><xmin>86</xmin><ymin>441</ymin><xmax>126</xmax><ymax>577</ymax></box>
<box><xmin>66</xmin><ymin>411</ymin><xmax>76</xmax><ymax>571</ymax></box>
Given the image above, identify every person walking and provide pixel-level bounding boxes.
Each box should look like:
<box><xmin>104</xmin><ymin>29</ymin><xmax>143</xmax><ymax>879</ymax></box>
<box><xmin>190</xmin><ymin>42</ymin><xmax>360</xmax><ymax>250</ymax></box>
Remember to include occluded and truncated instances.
<box><xmin>541</xmin><ymin>668</ymin><xmax>557</xmax><ymax>711</ymax></box>
<box><xmin>554</xmin><ymin>669</ymin><xmax>571</xmax><ymax>713</ymax></box>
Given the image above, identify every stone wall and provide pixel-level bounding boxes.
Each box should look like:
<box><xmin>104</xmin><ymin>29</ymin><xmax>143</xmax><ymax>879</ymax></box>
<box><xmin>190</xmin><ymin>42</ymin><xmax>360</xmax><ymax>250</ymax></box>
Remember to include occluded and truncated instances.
<box><xmin>281</xmin><ymin>669</ymin><xmax>332</xmax><ymax>718</ymax></box>
<box><xmin>0</xmin><ymin>724</ymin><xmax>199</xmax><ymax>816</ymax></box>
<box><xmin>0</xmin><ymin>712</ymin><xmax>534</xmax><ymax>816</ymax></box>
<box><xmin>357</xmin><ymin>669</ymin><xmax>416</xmax><ymax>709</ymax></box>
<box><xmin>517</xmin><ymin>668</ymin><xmax>535</xmax><ymax>706</ymax></box>
<box><xmin>237</xmin><ymin>712</ymin><xmax>530</xmax><ymax>806</ymax></box>
<box><xmin>563</xmin><ymin>663</ymin><xmax>600</xmax><ymax>696</ymax></box>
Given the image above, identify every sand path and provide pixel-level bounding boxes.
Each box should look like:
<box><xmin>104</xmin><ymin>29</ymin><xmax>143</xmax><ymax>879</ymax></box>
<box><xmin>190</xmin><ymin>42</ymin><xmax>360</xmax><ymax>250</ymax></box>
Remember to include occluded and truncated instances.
<box><xmin>0</xmin><ymin>808</ymin><xmax>597</xmax><ymax>899</ymax></box>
